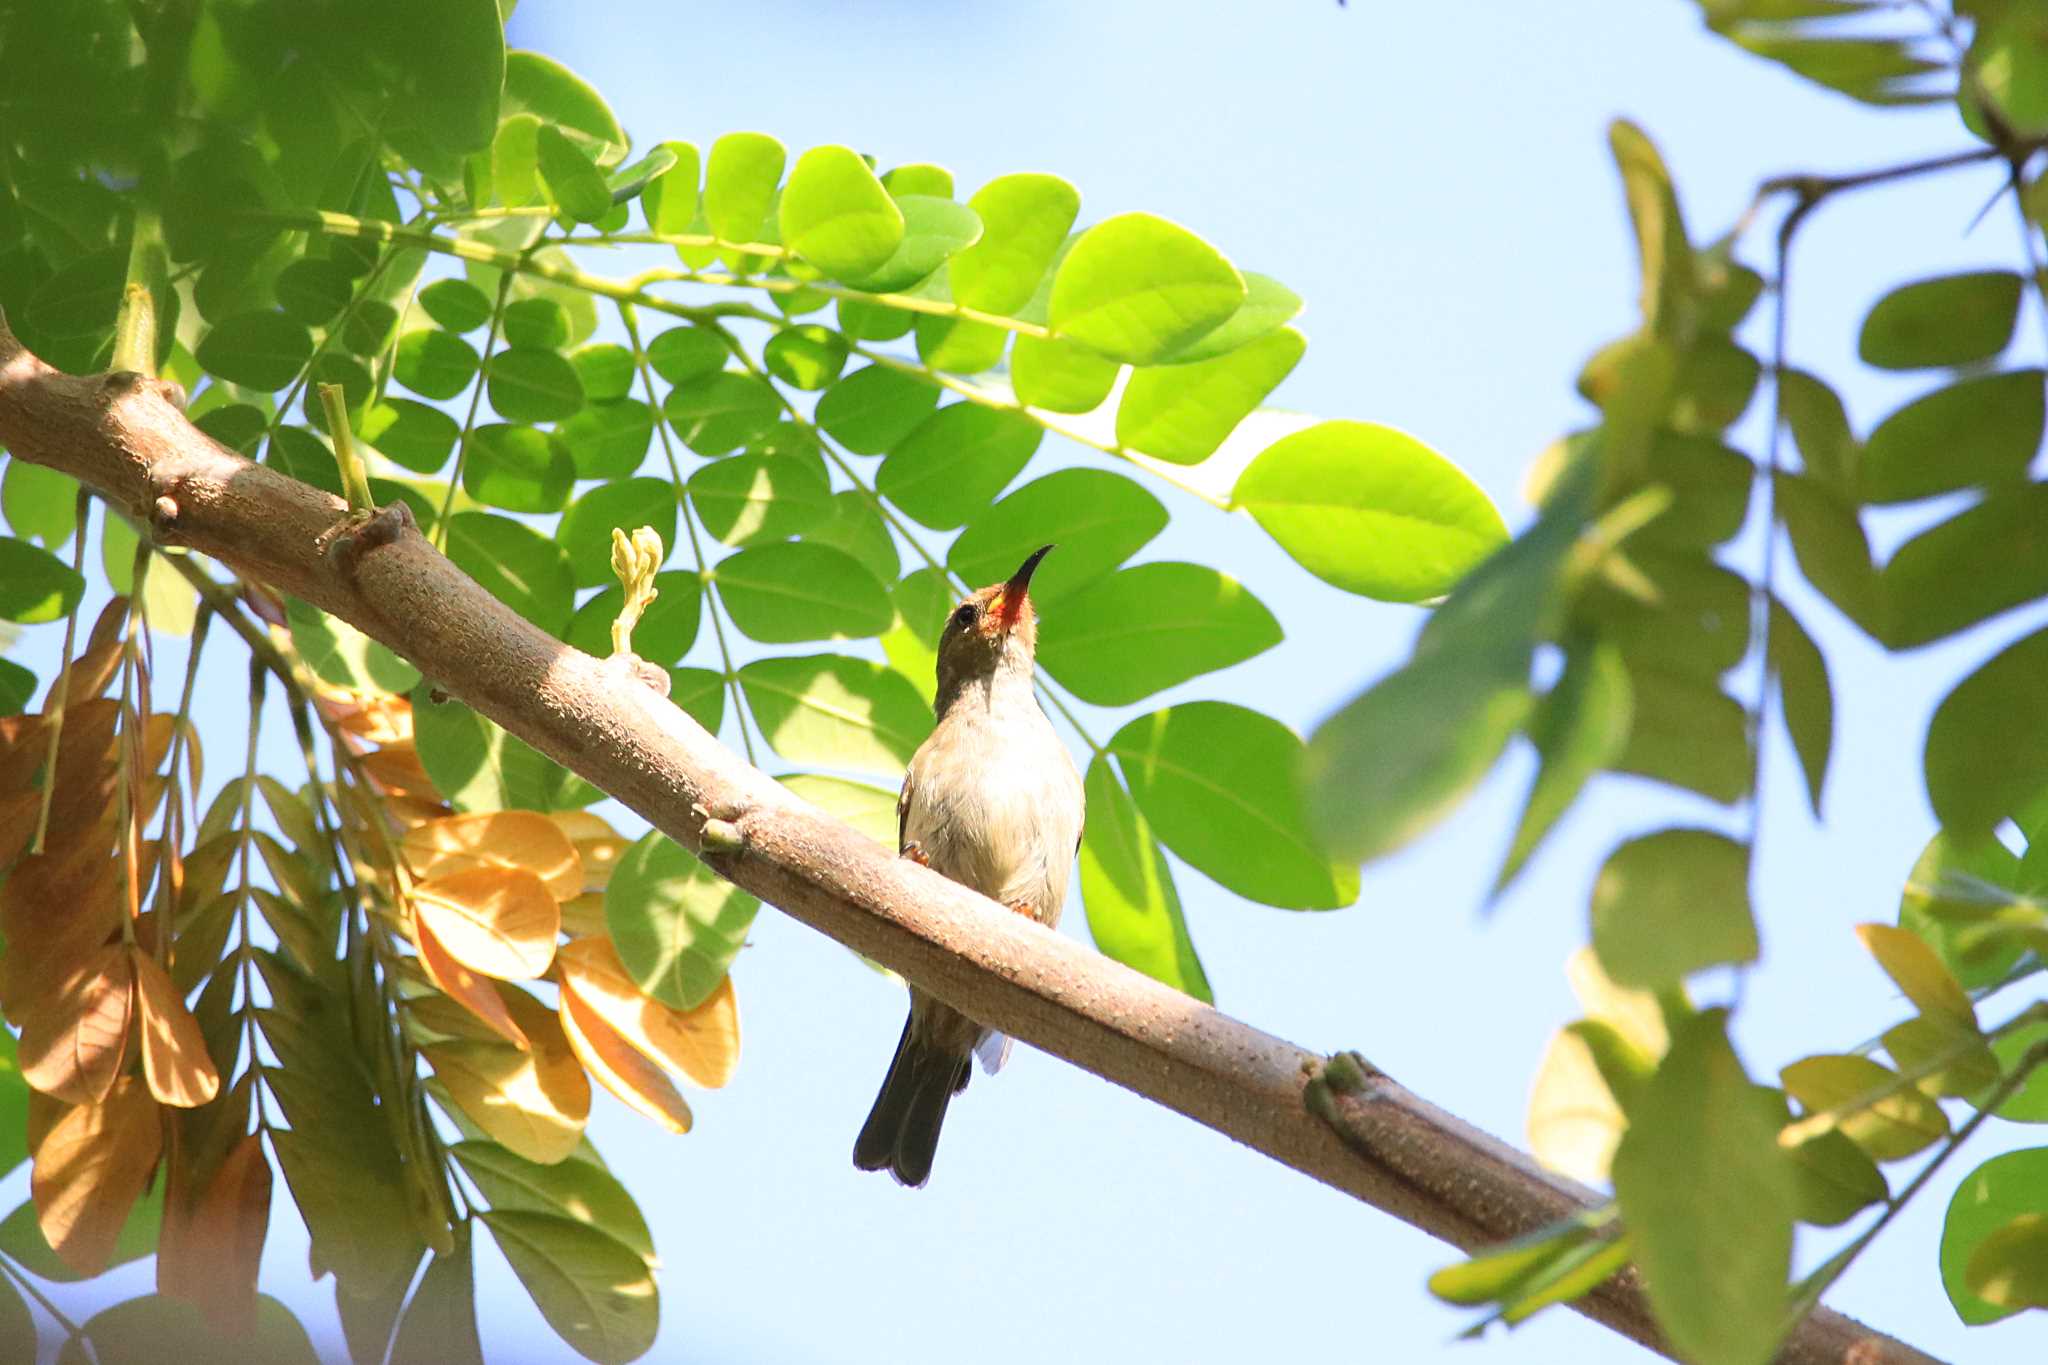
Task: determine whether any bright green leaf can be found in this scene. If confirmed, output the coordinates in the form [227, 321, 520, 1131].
[420, 278, 494, 333]
[815, 364, 940, 454]
[1010, 335, 1119, 412]
[1159, 272, 1305, 364]
[662, 372, 780, 456]
[736, 654, 932, 775]
[715, 542, 890, 642]
[464, 423, 575, 513]
[845, 196, 983, 294]
[1038, 563, 1280, 706]
[762, 325, 849, 390]
[503, 51, 626, 163]
[1943, 1147, 2048, 1324]
[876, 403, 1040, 529]
[1079, 756, 1210, 1001]
[607, 833, 759, 1010]
[558, 477, 676, 587]
[1116, 327, 1303, 465]
[443, 511, 575, 633]
[1049, 213, 1243, 365]
[396, 329, 482, 401]
[780, 145, 905, 281]
[559, 399, 654, 479]
[689, 451, 833, 547]
[949, 469, 1166, 604]
[950, 173, 1080, 314]
[487, 347, 584, 424]
[703, 132, 786, 255]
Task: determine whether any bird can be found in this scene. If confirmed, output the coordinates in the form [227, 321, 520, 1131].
[853, 544, 1085, 1187]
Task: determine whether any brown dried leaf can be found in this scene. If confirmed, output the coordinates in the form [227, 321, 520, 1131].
[557, 937, 740, 1089]
[404, 811, 583, 902]
[132, 952, 221, 1108]
[558, 985, 693, 1135]
[0, 788, 40, 872]
[163, 1131, 270, 1335]
[412, 868, 559, 981]
[18, 944, 134, 1104]
[414, 911, 530, 1050]
[0, 836, 122, 1018]
[31, 1075, 162, 1275]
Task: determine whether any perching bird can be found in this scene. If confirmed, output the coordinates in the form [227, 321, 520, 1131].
[853, 545, 1085, 1187]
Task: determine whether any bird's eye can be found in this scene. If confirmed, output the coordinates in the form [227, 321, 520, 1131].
[950, 604, 977, 629]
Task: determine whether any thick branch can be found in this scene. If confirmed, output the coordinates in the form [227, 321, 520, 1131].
[0, 314, 1939, 1365]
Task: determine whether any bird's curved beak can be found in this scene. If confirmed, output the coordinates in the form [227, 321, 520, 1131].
[992, 544, 1054, 629]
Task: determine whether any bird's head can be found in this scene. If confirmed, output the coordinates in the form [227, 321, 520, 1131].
[935, 545, 1053, 691]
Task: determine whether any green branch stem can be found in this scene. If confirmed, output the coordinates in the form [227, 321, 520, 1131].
[434, 269, 515, 549]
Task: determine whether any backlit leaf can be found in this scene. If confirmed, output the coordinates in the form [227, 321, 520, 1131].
[949, 469, 1166, 603]
[1591, 829, 1756, 988]
[815, 364, 940, 454]
[557, 937, 740, 1089]
[427, 1035, 589, 1165]
[132, 952, 220, 1107]
[1116, 327, 1303, 464]
[949, 173, 1079, 314]
[1924, 625, 2048, 837]
[1496, 639, 1632, 893]
[1049, 212, 1244, 365]
[1078, 757, 1209, 1001]
[1037, 563, 1280, 705]
[715, 541, 890, 642]
[480, 1210, 658, 1365]
[877, 403, 1041, 530]
[607, 833, 760, 1011]
[1854, 922, 1976, 1028]
[557, 987, 693, 1134]
[736, 655, 932, 775]
[196, 310, 312, 390]
[413, 867, 560, 980]
[780, 145, 904, 281]
[31, 1075, 161, 1276]
[452, 1141, 654, 1264]
[0, 536, 86, 624]
[689, 452, 833, 547]
[1943, 1147, 2048, 1324]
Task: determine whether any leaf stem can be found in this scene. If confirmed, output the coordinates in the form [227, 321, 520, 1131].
[30, 489, 93, 855]
[434, 268, 515, 549]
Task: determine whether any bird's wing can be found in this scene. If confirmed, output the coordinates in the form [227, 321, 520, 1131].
[896, 767, 914, 855]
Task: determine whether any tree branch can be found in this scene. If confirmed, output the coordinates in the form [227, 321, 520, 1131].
[0, 312, 1941, 1365]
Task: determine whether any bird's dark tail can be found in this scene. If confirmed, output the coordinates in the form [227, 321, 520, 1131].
[853, 1015, 971, 1188]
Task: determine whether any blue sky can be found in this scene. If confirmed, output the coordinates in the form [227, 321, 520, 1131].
[11, 1, 2047, 1362]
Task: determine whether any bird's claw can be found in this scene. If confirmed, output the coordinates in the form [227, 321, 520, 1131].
[901, 842, 930, 867]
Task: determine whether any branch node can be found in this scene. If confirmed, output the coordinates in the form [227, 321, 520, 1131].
[317, 499, 415, 579]
[699, 817, 744, 854]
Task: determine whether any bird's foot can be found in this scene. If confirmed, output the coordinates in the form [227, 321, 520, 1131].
[1005, 899, 1036, 919]
[901, 842, 930, 867]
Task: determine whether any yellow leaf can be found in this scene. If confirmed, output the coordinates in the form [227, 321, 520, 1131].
[1564, 947, 1670, 1060]
[404, 811, 584, 903]
[556, 937, 740, 1089]
[1527, 1028, 1628, 1184]
[132, 951, 221, 1107]
[414, 909, 530, 1049]
[360, 742, 440, 800]
[412, 867, 559, 981]
[19, 943, 134, 1105]
[1967, 1212, 2048, 1309]
[426, 1028, 589, 1166]
[1780, 1053, 1949, 1161]
[31, 1075, 162, 1275]
[558, 986, 693, 1134]
[1855, 923, 1977, 1030]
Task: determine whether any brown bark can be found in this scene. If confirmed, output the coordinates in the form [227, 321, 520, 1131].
[0, 312, 1942, 1365]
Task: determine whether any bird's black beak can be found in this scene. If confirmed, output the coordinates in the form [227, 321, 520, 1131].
[993, 544, 1054, 628]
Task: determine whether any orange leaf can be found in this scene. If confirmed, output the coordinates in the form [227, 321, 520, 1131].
[556, 937, 740, 1089]
[32, 1075, 163, 1275]
[415, 910, 530, 1049]
[0, 788, 42, 878]
[1854, 923, 1977, 1029]
[132, 951, 222, 1107]
[19, 943, 134, 1104]
[404, 811, 584, 902]
[328, 692, 414, 745]
[548, 811, 627, 892]
[166, 1130, 270, 1336]
[412, 867, 559, 980]
[558, 985, 693, 1134]
[360, 743, 440, 799]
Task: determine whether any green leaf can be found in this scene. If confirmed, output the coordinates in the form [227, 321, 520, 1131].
[736, 654, 932, 775]
[1769, 598, 1832, 817]
[487, 347, 585, 424]
[3, 458, 79, 549]
[287, 597, 421, 694]
[1989, 1018, 2048, 1122]
[640, 141, 701, 236]
[0, 535, 84, 623]
[1859, 271, 2022, 370]
[480, 1210, 658, 1365]
[1966, 1212, 2048, 1309]
[1010, 335, 1119, 413]
[1615, 664, 1750, 804]
[559, 399, 654, 479]
[1496, 640, 1631, 894]
[607, 833, 759, 1010]
[566, 572, 702, 666]
[1116, 327, 1304, 465]
[535, 124, 612, 223]
[557, 477, 676, 588]
[275, 257, 354, 326]
[688, 452, 833, 547]
[491, 114, 544, 207]
[780, 145, 905, 281]
[0, 1032, 29, 1179]
[1774, 473, 1879, 634]
[662, 372, 780, 455]
[0, 1272, 30, 1364]
[1585, 552, 1749, 682]
[0, 1183, 162, 1283]
[882, 164, 954, 198]
[1670, 337, 1760, 431]
[1079, 756, 1210, 1001]
[801, 490, 899, 584]
[1049, 212, 1245, 365]
[914, 314, 1007, 376]
[1038, 563, 1280, 706]
[645, 326, 728, 386]
[503, 298, 570, 351]
[196, 309, 313, 389]
[716, 542, 890, 643]
[362, 399, 459, 474]
[390, 1225, 485, 1365]
[1899, 831, 2031, 992]
[779, 773, 899, 847]
[464, 423, 575, 513]
[703, 131, 786, 255]
[845, 196, 983, 294]
[1636, 431, 1752, 549]
[1233, 420, 1505, 603]
[1882, 482, 2048, 648]
[1612, 1010, 1793, 1365]
[1778, 368, 1856, 491]
[0, 660, 33, 715]
[1591, 829, 1757, 988]
[881, 568, 949, 702]
[413, 690, 590, 813]
[815, 364, 940, 454]
[1783, 1119, 1889, 1229]
[949, 469, 1165, 604]
[451, 1143, 654, 1265]
[1111, 702, 1357, 910]
[71, 1295, 316, 1365]
[1860, 370, 2043, 505]
[950, 173, 1080, 315]
[668, 666, 725, 734]
[421, 278, 494, 333]
[503, 51, 627, 163]
[758, 325, 847, 392]
[1943, 1147, 2048, 1324]
[1608, 119, 1693, 339]
[396, 329, 482, 401]
[836, 299, 913, 342]
[1926, 625, 2048, 837]
[877, 403, 1040, 530]
[1158, 272, 1305, 364]
[444, 511, 575, 633]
